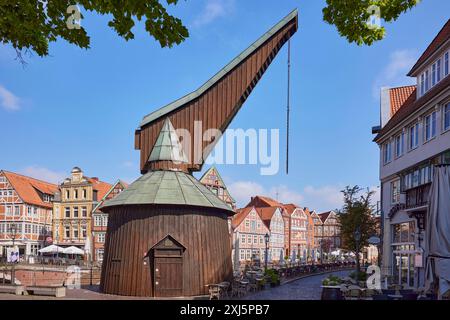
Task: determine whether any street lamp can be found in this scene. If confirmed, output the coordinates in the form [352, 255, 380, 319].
[264, 233, 270, 271]
[354, 227, 361, 277]
[9, 223, 18, 286]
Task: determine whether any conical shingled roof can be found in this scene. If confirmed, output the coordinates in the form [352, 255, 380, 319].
[100, 170, 233, 214]
[148, 118, 188, 164]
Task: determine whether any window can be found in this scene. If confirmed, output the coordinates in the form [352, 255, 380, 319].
[251, 221, 256, 232]
[73, 207, 79, 218]
[73, 227, 79, 238]
[445, 52, 449, 77]
[383, 141, 392, 164]
[409, 123, 419, 150]
[253, 235, 257, 244]
[6, 206, 12, 215]
[0, 176, 5, 183]
[66, 190, 70, 200]
[74, 189, 78, 199]
[395, 133, 404, 158]
[96, 249, 104, 261]
[98, 233, 105, 243]
[81, 226, 87, 238]
[437, 59, 442, 83]
[14, 205, 20, 216]
[27, 206, 32, 217]
[245, 220, 249, 228]
[65, 207, 70, 218]
[445, 103, 450, 131]
[241, 234, 245, 244]
[65, 226, 70, 238]
[420, 73, 425, 96]
[391, 180, 401, 204]
[33, 207, 38, 217]
[424, 112, 437, 141]
[82, 206, 87, 217]
[25, 224, 31, 234]
[432, 63, 437, 86]
[425, 70, 430, 92]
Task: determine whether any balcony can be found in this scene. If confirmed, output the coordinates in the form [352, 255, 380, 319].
[405, 183, 431, 209]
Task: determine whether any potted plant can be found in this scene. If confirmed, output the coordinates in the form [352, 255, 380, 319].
[321, 274, 344, 300]
[265, 269, 280, 287]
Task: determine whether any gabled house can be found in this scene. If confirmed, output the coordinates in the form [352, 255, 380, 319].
[231, 206, 269, 265]
[199, 166, 236, 210]
[91, 180, 128, 262]
[255, 207, 285, 262]
[0, 170, 58, 260]
[52, 167, 114, 252]
[318, 211, 341, 252]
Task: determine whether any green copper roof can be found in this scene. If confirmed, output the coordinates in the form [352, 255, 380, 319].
[149, 118, 189, 163]
[139, 9, 298, 128]
[100, 170, 233, 213]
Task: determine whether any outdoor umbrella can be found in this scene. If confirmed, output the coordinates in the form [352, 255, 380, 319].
[63, 246, 85, 255]
[424, 165, 450, 298]
[279, 249, 284, 265]
[38, 244, 64, 254]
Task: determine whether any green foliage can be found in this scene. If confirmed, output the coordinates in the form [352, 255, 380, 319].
[264, 268, 279, 284]
[0, 0, 189, 58]
[322, 274, 343, 286]
[349, 270, 368, 281]
[337, 186, 378, 253]
[323, 0, 420, 45]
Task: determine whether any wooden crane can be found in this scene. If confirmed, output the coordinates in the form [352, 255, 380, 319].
[135, 9, 298, 174]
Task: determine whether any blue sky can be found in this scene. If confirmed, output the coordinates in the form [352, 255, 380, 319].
[1, 0, 449, 211]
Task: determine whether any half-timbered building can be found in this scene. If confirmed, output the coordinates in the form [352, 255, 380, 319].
[0, 170, 57, 260]
[199, 166, 236, 210]
[255, 207, 285, 262]
[91, 180, 128, 263]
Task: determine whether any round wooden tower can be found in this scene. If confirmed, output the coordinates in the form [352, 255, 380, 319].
[100, 10, 298, 297]
[100, 119, 234, 297]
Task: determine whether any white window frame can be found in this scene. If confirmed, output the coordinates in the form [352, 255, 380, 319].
[424, 111, 437, 142]
[383, 141, 392, 164]
[444, 102, 450, 132]
[409, 123, 419, 150]
[391, 180, 401, 205]
[395, 132, 404, 158]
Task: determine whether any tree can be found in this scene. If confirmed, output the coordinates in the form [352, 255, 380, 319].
[1, 1, 419, 63]
[323, 0, 420, 45]
[0, 0, 189, 61]
[337, 186, 378, 276]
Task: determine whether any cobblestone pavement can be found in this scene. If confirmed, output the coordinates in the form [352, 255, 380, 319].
[241, 270, 352, 300]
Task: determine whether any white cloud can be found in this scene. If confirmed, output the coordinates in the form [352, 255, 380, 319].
[0, 85, 21, 111]
[192, 0, 234, 28]
[372, 49, 418, 99]
[228, 181, 343, 212]
[302, 185, 344, 212]
[228, 181, 265, 206]
[20, 166, 67, 184]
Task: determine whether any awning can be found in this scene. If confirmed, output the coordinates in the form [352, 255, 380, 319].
[63, 246, 84, 255]
[424, 165, 450, 298]
[38, 244, 64, 254]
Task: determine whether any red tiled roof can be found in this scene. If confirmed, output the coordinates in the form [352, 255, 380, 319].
[88, 178, 113, 200]
[255, 207, 279, 229]
[389, 85, 417, 116]
[2, 171, 58, 209]
[408, 19, 450, 76]
[283, 203, 300, 215]
[231, 207, 254, 229]
[318, 211, 333, 223]
[375, 75, 450, 141]
[245, 195, 284, 208]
